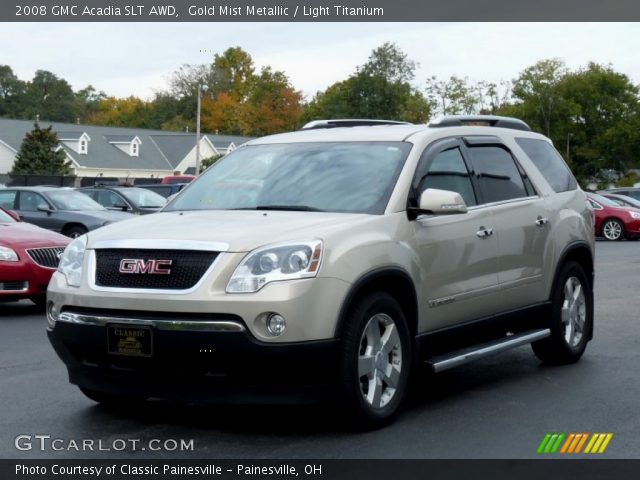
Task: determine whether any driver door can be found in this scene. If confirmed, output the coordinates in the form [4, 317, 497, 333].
[410, 138, 501, 332]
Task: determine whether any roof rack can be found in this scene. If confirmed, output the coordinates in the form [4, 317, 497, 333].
[428, 115, 531, 132]
[301, 119, 412, 130]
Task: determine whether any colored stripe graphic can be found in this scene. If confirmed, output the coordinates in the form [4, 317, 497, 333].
[584, 433, 614, 454]
[540, 433, 613, 454]
[537, 433, 565, 454]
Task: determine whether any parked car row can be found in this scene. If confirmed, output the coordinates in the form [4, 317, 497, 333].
[0, 206, 69, 306]
[0, 177, 192, 305]
[0, 187, 135, 238]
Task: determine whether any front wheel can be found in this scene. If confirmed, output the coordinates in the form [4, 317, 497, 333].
[338, 292, 412, 428]
[532, 261, 593, 364]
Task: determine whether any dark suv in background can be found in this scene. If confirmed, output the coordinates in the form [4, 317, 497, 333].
[77, 185, 166, 215]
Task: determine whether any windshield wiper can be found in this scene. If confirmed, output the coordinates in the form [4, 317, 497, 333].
[255, 205, 324, 212]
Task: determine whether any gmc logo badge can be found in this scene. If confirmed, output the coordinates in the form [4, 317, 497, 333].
[119, 259, 173, 275]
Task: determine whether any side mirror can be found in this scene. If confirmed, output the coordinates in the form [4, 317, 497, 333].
[37, 205, 53, 214]
[412, 188, 468, 217]
[113, 202, 129, 211]
[7, 210, 21, 222]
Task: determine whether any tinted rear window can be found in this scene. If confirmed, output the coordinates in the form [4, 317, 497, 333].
[516, 138, 577, 193]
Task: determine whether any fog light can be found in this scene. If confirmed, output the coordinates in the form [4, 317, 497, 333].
[266, 313, 286, 336]
[46, 301, 59, 329]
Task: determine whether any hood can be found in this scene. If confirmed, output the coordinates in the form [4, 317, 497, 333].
[0, 221, 70, 249]
[86, 210, 375, 252]
[63, 209, 136, 223]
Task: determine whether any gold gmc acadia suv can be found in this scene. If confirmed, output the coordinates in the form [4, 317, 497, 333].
[47, 116, 594, 427]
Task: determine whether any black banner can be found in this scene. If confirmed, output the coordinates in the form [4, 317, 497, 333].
[3, 0, 640, 22]
[3, 460, 640, 480]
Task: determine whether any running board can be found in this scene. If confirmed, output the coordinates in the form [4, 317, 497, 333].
[426, 328, 551, 373]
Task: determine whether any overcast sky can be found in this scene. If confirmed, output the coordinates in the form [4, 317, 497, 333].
[2, 23, 640, 100]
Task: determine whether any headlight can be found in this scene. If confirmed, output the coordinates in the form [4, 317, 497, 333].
[58, 235, 87, 287]
[226, 240, 323, 293]
[0, 246, 18, 262]
[630, 211, 640, 220]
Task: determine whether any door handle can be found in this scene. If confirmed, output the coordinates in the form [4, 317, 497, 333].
[536, 216, 549, 227]
[476, 227, 494, 239]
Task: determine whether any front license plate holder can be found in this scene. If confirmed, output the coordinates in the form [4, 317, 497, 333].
[107, 324, 153, 357]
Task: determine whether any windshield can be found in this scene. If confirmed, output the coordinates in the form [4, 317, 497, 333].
[167, 142, 411, 214]
[0, 209, 15, 223]
[590, 193, 620, 207]
[46, 190, 106, 211]
[118, 188, 166, 208]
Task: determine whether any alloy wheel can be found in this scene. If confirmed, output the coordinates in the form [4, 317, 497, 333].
[358, 313, 403, 409]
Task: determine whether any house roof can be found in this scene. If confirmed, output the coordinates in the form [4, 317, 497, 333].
[0, 118, 253, 172]
[57, 131, 86, 140]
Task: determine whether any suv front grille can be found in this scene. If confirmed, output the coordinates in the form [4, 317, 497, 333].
[27, 247, 66, 269]
[94, 249, 218, 290]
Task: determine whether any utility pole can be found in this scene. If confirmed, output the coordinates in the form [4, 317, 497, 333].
[195, 84, 208, 175]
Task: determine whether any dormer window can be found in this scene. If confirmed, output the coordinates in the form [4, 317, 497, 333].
[58, 131, 90, 154]
[106, 135, 141, 157]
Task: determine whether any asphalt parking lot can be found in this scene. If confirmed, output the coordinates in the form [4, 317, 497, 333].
[1, 240, 639, 459]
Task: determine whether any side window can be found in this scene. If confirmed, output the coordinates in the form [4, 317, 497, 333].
[82, 191, 98, 201]
[0, 190, 17, 209]
[588, 199, 602, 210]
[466, 146, 528, 204]
[516, 138, 577, 193]
[99, 191, 124, 208]
[418, 147, 477, 207]
[18, 192, 49, 212]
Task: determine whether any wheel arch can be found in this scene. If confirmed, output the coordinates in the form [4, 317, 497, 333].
[62, 222, 88, 236]
[334, 267, 419, 339]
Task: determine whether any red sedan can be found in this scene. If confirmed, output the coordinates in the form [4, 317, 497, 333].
[0, 207, 69, 305]
[587, 193, 640, 241]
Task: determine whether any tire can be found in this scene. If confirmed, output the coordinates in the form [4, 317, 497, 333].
[79, 387, 146, 406]
[64, 225, 88, 239]
[601, 218, 624, 241]
[532, 261, 593, 364]
[338, 292, 412, 429]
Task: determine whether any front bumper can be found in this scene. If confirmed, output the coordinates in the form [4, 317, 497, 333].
[0, 257, 54, 301]
[47, 308, 340, 403]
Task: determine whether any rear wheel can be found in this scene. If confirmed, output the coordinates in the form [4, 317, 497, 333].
[532, 261, 593, 364]
[602, 219, 624, 241]
[338, 292, 412, 428]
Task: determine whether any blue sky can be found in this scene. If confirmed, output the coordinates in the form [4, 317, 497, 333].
[2, 22, 640, 100]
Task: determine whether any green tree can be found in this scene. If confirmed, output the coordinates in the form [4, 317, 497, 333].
[75, 85, 107, 122]
[556, 63, 640, 179]
[507, 58, 569, 137]
[22, 70, 78, 122]
[0, 65, 26, 117]
[303, 42, 430, 124]
[425, 75, 478, 116]
[11, 123, 70, 175]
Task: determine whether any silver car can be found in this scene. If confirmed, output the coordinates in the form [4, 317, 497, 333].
[47, 116, 594, 427]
